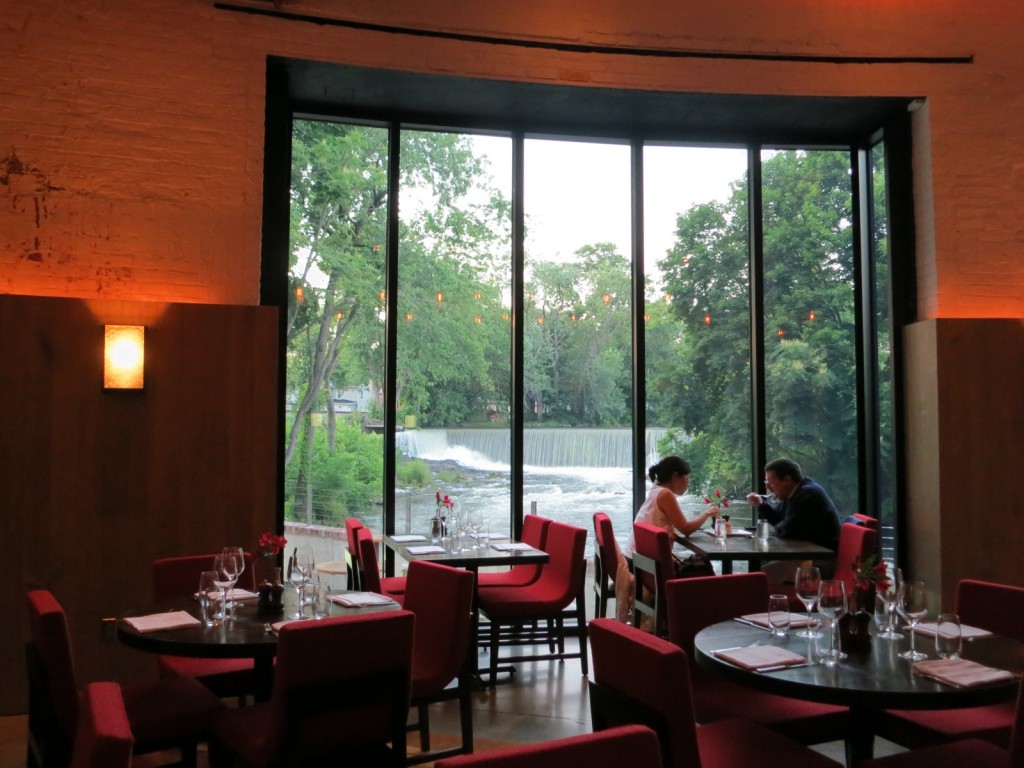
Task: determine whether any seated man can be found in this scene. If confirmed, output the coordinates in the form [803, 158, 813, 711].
[746, 457, 840, 584]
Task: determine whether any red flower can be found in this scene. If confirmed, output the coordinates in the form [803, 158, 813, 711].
[258, 532, 287, 557]
[703, 491, 730, 508]
[853, 554, 890, 592]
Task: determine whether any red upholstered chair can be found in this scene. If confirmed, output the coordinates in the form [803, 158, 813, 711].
[211, 610, 416, 768]
[861, 679, 1024, 768]
[476, 521, 588, 685]
[345, 517, 365, 590]
[356, 526, 406, 603]
[477, 514, 551, 589]
[152, 553, 257, 700]
[780, 522, 877, 611]
[433, 725, 662, 768]
[592, 512, 620, 619]
[587, 618, 842, 768]
[632, 522, 674, 636]
[852, 513, 879, 529]
[69, 683, 133, 768]
[403, 560, 476, 764]
[26, 590, 222, 768]
[664, 573, 847, 745]
[875, 579, 1024, 750]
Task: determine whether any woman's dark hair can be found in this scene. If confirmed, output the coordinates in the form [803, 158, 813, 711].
[648, 456, 691, 484]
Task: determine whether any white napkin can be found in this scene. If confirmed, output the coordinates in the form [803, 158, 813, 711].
[391, 534, 427, 543]
[713, 645, 808, 671]
[123, 611, 202, 634]
[729, 529, 755, 537]
[491, 542, 535, 552]
[194, 588, 259, 602]
[329, 592, 398, 607]
[913, 658, 1014, 688]
[913, 622, 994, 640]
[737, 612, 816, 629]
[406, 545, 446, 555]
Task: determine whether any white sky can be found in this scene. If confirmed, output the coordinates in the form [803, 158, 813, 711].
[472, 136, 748, 269]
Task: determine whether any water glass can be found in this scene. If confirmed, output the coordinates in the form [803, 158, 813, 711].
[311, 582, 331, 619]
[197, 570, 219, 627]
[768, 594, 790, 638]
[935, 613, 962, 659]
[756, 519, 771, 543]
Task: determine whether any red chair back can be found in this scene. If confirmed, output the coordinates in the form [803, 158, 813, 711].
[833, 522, 877, 593]
[355, 527, 383, 594]
[594, 512, 619, 587]
[152, 552, 256, 600]
[521, 514, 550, 549]
[70, 682, 133, 768]
[665, 572, 770, 658]
[403, 560, 475, 697]
[26, 590, 80, 742]
[530, 521, 587, 608]
[589, 618, 700, 768]
[633, 523, 673, 595]
[272, 610, 415, 761]
[433, 725, 661, 768]
[852, 513, 879, 529]
[958, 579, 1024, 642]
[345, 517, 364, 560]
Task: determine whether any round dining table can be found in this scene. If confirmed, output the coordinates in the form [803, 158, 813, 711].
[117, 590, 400, 701]
[693, 617, 1024, 767]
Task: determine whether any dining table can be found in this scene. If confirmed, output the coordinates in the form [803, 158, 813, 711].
[678, 527, 834, 574]
[693, 616, 1024, 767]
[383, 533, 550, 681]
[116, 588, 401, 702]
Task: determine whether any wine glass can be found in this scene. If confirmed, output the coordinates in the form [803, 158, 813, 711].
[876, 567, 904, 640]
[794, 566, 823, 639]
[468, 509, 484, 549]
[817, 579, 847, 666]
[897, 580, 929, 661]
[288, 547, 314, 619]
[212, 554, 238, 620]
[221, 546, 245, 613]
[457, 511, 473, 553]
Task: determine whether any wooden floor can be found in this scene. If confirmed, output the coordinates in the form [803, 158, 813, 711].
[3, 632, 908, 766]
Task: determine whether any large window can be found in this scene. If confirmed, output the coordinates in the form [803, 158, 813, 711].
[273, 66, 908, 561]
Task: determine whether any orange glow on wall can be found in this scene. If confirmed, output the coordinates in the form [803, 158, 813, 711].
[103, 325, 145, 389]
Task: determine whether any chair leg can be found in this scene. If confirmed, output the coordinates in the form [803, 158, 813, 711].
[417, 703, 430, 751]
[458, 674, 474, 754]
[489, 619, 501, 686]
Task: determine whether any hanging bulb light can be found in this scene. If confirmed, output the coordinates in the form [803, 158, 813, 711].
[436, 290, 444, 303]
[474, 316, 482, 324]
[474, 291, 482, 300]
[704, 312, 711, 325]
[537, 316, 545, 325]
[602, 292, 611, 304]
[778, 327, 785, 337]
[294, 286, 305, 302]
[405, 312, 414, 321]
[379, 290, 386, 302]
[808, 310, 816, 321]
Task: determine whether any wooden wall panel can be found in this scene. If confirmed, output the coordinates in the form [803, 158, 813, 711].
[0, 295, 279, 714]
[904, 319, 1024, 612]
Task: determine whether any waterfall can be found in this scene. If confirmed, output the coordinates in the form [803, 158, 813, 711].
[397, 427, 669, 469]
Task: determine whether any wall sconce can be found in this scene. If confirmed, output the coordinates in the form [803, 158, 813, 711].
[104, 325, 145, 390]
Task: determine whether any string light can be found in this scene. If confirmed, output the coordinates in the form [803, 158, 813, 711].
[379, 290, 386, 302]
[474, 316, 482, 324]
[704, 312, 711, 325]
[294, 286, 305, 302]
[602, 293, 611, 304]
[405, 312, 414, 321]
[436, 290, 444, 303]
[808, 311, 816, 321]
[474, 291, 482, 300]
[778, 327, 785, 337]
[537, 316, 545, 325]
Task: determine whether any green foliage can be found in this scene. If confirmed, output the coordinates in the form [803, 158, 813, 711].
[396, 458, 432, 488]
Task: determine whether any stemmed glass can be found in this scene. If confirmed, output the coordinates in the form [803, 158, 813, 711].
[876, 567, 904, 640]
[897, 580, 929, 661]
[817, 579, 847, 666]
[468, 509, 484, 549]
[220, 546, 245, 613]
[794, 566, 823, 639]
[212, 554, 239, 621]
[288, 547, 314, 619]
[457, 511, 473, 553]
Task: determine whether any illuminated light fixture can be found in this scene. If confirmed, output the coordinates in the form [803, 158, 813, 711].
[436, 290, 444, 303]
[379, 290, 386, 302]
[778, 327, 785, 337]
[808, 311, 816, 321]
[294, 286, 305, 302]
[501, 312, 509, 321]
[643, 313, 652, 321]
[474, 291, 482, 300]
[663, 293, 673, 304]
[704, 312, 711, 325]
[474, 316, 482, 324]
[405, 312, 414, 321]
[602, 293, 611, 304]
[335, 311, 344, 321]
[104, 325, 145, 390]
[371, 244, 381, 253]
[570, 313, 577, 322]
[536, 316, 545, 325]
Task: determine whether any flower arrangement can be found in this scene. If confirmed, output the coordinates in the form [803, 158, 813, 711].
[257, 531, 288, 558]
[703, 490, 730, 509]
[853, 554, 891, 591]
[435, 491, 455, 516]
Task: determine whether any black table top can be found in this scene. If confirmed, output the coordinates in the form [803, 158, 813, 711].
[384, 535, 549, 570]
[680, 530, 834, 562]
[693, 618, 1024, 711]
[116, 591, 400, 660]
